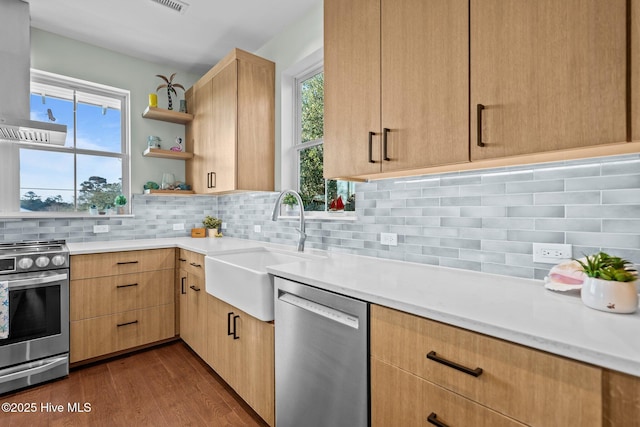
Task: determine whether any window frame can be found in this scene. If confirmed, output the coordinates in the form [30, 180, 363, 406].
[21, 69, 131, 215]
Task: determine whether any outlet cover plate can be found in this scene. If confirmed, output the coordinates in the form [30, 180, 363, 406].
[254, 225, 261, 233]
[380, 232, 398, 246]
[173, 223, 185, 231]
[533, 243, 572, 264]
[93, 224, 109, 233]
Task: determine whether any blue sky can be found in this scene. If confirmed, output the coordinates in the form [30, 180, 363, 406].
[23, 93, 122, 204]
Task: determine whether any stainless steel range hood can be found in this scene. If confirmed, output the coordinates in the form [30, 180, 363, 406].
[0, 0, 67, 146]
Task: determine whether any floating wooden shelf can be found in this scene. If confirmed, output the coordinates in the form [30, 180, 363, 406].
[144, 189, 194, 195]
[143, 147, 194, 160]
[142, 106, 193, 124]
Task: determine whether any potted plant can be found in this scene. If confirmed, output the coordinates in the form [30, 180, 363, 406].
[575, 252, 638, 314]
[282, 193, 298, 214]
[202, 216, 222, 237]
[114, 195, 127, 214]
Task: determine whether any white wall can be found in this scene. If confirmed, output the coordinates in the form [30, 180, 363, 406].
[30, 28, 201, 195]
[254, 1, 323, 190]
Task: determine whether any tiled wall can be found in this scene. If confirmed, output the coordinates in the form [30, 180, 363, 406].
[0, 195, 217, 242]
[1, 153, 638, 281]
[218, 154, 640, 281]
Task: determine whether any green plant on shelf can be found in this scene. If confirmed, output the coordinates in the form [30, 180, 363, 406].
[575, 252, 637, 282]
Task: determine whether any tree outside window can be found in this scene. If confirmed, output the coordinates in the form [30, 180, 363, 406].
[297, 70, 355, 212]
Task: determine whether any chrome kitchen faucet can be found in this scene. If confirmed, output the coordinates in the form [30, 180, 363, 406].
[271, 190, 306, 252]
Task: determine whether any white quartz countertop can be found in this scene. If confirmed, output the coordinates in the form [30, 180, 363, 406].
[67, 238, 640, 377]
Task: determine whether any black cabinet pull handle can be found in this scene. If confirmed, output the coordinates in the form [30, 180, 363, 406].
[427, 351, 483, 377]
[116, 283, 138, 289]
[383, 127, 391, 161]
[232, 315, 240, 340]
[207, 171, 216, 188]
[227, 312, 234, 336]
[427, 412, 449, 427]
[368, 131, 376, 163]
[189, 285, 200, 292]
[476, 104, 486, 147]
[189, 262, 201, 268]
[181, 277, 186, 294]
[116, 261, 138, 265]
[178, 258, 187, 262]
[117, 320, 138, 327]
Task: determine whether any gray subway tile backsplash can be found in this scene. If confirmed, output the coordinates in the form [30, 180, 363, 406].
[1, 153, 637, 280]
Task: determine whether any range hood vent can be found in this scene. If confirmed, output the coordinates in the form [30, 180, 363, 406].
[0, 0, 67, 146]
[149, 0, 189, 14]
[0, 117, 66, 146]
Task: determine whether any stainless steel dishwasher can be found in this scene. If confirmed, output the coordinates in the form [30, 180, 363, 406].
[274, 277, 369, 427]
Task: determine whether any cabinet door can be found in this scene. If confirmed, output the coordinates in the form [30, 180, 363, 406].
[381, 0, 468, 171]
[234, 311, 275, 426]
[470, 0, 627, 160]
[206, 294, 237, 386]
[184, 272, 207, 359]
[633, 0, 640, 142]
[209, 60, 238, 193]
[324, 0, 381, 178]
[190, 79, 213, 194]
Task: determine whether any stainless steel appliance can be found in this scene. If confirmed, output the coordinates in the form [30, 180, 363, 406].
[274, 277, 369, 427]
[0, 240, 70, 394]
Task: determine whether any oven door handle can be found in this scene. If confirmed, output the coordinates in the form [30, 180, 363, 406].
[6, 273, 68, 290]
[0, 355, 68, 385]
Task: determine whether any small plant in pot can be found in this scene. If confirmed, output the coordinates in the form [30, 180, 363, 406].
[202, 216, 222, 237]
[575, 252, 638, 314]
[114, 195, 127, 214]
[282, 194, 298, 214]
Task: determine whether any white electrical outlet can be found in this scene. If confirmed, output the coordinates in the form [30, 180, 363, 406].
[254, 225, 261, 233]
[380, 232, 398, 246]
[221, 222, 227, 230]
[93, 224, 109, 233]
[533, 243, 572, 264]
[173, 223, 185, 231]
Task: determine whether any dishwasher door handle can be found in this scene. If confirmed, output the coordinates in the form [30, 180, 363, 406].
[278, 291, 360, 329]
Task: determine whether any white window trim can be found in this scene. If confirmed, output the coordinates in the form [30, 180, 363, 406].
[18, 69, 132, 214]
[281, 52, 355, 219]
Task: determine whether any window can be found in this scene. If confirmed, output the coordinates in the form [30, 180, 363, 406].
[20, 70, 129, 213]
[295, 67, 355, 212]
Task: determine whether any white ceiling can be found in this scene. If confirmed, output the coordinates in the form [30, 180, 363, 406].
[26, 0, 321, 76]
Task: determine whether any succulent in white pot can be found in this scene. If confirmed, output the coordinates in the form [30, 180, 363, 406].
[576, 252, 638, 314]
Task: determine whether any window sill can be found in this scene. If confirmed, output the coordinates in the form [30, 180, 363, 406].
[0, 212, 135, 219]
[277, 212, 358, 221]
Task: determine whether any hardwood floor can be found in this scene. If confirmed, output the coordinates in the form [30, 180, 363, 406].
[1, 341, 269, 427]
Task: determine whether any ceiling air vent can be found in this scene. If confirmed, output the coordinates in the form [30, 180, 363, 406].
[149, 0, 189, 14]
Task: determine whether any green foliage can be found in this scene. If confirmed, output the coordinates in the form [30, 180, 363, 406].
[20, 191, 74, 212]
[202, 216, 222, 229]
[114, 194, 127, 206]
[300, 73, 324, 143]
[78, 176, 122, 211]
[282, 194, 298, 206]
[575, 252, 637, 282]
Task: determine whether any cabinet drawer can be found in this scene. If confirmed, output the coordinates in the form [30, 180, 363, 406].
[70, 269, 174, 320]
[70, 303, 175, 363]
[177, 249, 205, 277]
[71, 248, 175, 279]
[372, 358, 524, 427]
[371, 305, 602, 426]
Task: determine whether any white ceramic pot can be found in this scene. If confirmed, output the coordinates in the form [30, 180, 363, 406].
[581, 277, 639, 314]
[207, 228, 218, 237]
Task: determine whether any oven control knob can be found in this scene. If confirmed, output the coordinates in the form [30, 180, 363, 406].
[35, 256, 50, 268]
[18, 257, 34, 269]
[51, 255, 66, 266]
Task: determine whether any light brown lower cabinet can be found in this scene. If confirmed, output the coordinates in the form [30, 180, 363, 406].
[370, 304, 640, 427]
[371, 357, 525, 427]
[70, 249, 176, 363]
[206, 294, 275, 426]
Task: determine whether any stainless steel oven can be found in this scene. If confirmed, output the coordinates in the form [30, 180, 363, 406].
[0, 240, 70, 395]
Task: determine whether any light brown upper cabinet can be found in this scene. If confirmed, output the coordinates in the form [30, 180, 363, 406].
[187, 49, 275, 194]
[633, 0, 640, 142]
[324, 0, 470, 180]
[470, 0, 628, 160]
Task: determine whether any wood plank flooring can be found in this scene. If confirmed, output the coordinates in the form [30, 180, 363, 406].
[1, 341, 269, 427]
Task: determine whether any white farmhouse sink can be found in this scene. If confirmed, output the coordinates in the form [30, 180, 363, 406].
[205, 247, 321, 321]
